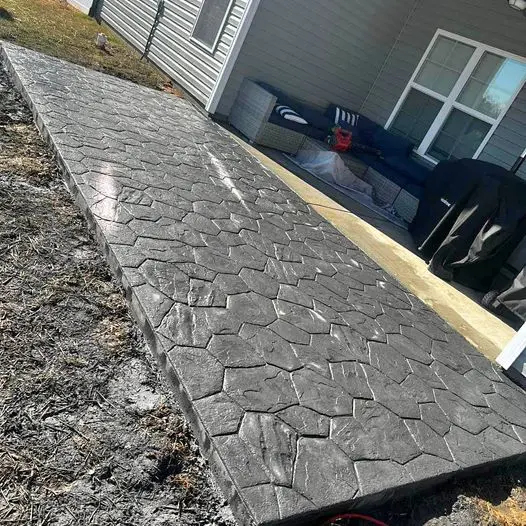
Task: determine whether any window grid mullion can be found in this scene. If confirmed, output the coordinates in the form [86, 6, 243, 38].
[417, 47, 485, 156]
[451, 101, 496, 124]
[416, 101, 453, 156]
[409, 83, 448, 103]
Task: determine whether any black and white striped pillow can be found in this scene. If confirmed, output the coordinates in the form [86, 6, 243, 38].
[275, 105, 308, 125]
[334, 107, 360, 127]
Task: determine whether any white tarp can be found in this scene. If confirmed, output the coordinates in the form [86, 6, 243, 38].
[295, 150, 374, 198]
[289, 148, 407, 228]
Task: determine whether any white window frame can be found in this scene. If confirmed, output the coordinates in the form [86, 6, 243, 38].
[385, 29, 526, 165]
[190, 0, 235, 54]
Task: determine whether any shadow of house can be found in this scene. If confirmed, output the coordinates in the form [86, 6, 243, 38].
[0, 8, 14, 21]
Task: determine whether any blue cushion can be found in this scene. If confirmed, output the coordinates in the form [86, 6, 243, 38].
[299, 105, 333, 132]
[368, 158, 410, 189]
[268, 112, 328, 141]
[405, 183, 424, 199]
[383, 155, 431, 185]
[258, 81, 332, 132]
[351, 152, 427, 197]
[353, 114, 379, 147]
[351, 151, 379, 167]
[371, 127, 414, 157]
[351, 152, 409, 188]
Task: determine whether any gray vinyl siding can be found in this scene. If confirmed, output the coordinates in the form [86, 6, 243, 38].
[216, 0, 417, 116]
[360, 0, 526, 178]
[101, 0, 247, 104]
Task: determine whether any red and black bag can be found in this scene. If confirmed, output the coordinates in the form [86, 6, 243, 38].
[327, 126, 352, 152]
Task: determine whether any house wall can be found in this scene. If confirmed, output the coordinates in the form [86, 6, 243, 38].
[360, 0, 526, 178]
[100, 0, 247, 104]
[215, 0, 418, 116]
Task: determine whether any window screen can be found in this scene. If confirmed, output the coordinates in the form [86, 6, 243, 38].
[192, 0, 232, 51]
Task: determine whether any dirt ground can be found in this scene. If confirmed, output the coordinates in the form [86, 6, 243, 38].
[0, 62, 525, 526]
[0, 0, 181, 93]
[0, 66, 233, 525]
[367, 463, 526, 526]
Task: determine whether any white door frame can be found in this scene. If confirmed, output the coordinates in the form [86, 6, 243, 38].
[497, 322, 526, 372]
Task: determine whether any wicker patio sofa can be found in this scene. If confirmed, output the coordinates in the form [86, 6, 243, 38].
[229, 78, 307, 154]
[229, 78, 432, 223]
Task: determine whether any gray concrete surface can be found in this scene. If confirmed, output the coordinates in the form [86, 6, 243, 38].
[3, 43, 526, 526]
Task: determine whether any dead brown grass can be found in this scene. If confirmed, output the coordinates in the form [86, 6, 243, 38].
[0, 0, 183, 92]
[474, 488, 526, 526]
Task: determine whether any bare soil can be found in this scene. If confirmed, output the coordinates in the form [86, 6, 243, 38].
[0, 63, 525, 526]
[365, 464, 526, 526]
[0, 66, 232, 525]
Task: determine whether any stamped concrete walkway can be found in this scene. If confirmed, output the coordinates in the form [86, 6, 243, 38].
[4, 43, 526, 525]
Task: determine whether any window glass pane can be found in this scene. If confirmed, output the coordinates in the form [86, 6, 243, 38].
[415, 36, 475, 96]
[390, 89, 443, 145]
[458, 53, 526, 118]
[416, 62, 442, 89]
[428, 109, 491, 161]
[446, 42, 476, 71]
[192, 0, 232, 50]
[473, 53, 503, 83]
[441, 109, 468, 135]
[432, 135, 456, 159]
[434, 70, 460, 96]
[428, 37, 455, 63]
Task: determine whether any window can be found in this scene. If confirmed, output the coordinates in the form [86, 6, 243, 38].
[387, 31, 526, 164]
[191, 0, 233, 52]
[390, 90, 442, 144]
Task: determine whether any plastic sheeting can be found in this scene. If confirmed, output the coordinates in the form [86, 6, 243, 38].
[295, 150, 373, 197]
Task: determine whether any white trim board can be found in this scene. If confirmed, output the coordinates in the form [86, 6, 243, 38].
[206, 0, 261, 113]
[497, 321, 526, 373]
[385, 28, 526, 165]
[67, 0, 93, 14]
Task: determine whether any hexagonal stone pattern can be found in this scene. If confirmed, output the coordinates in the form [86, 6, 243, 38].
[5, 43, 526, 526]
